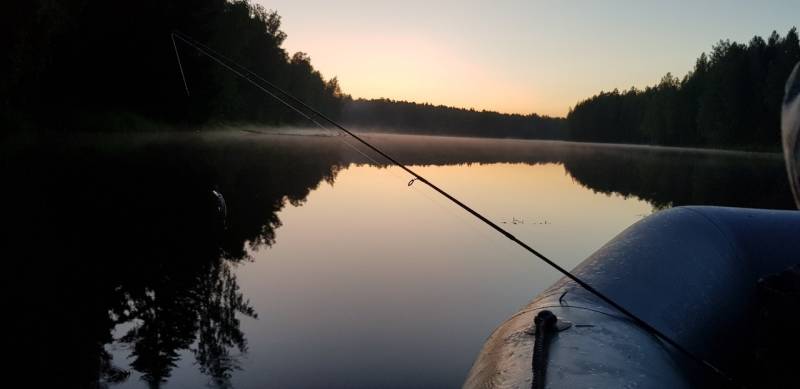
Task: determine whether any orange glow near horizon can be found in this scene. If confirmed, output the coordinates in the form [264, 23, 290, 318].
[258, 0, 799, 118]
[289, 32, 562, 116]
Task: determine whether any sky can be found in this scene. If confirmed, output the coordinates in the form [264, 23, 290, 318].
[257, 0, 798, 117]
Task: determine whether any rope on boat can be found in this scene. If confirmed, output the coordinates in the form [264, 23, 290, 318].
[531, 310, 557, 389]
[169, 30, 743, 388]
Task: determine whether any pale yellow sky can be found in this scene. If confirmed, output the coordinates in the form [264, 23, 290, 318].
[258, 0, 797, 117]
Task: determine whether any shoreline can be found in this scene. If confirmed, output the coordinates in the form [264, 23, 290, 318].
[4, 122, 783, 159]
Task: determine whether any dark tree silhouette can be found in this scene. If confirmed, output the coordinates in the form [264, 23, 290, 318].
[1, 1, 344, 132]
[3, 3, 797, 150]
[341, 98, 566, 139]
[567, 28, 800, 150]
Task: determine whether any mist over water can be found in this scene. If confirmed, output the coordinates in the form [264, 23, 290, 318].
[4, 130, 793, 388]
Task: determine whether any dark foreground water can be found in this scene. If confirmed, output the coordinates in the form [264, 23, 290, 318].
[4, 131, 794, 388]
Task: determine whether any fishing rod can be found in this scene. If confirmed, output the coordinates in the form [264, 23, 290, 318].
[170, 30, 741, 387]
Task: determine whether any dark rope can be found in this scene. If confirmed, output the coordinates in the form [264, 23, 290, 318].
[532, 311, 557, 389]
[170, 31, 741, 388]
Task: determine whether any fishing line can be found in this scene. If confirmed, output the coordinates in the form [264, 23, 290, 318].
[171, 34, 190, 97]
[170, 31, 740, 387]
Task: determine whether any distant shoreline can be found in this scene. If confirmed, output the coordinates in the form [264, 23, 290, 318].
[6, 122, 783, 158]
[351, 131, 783, 159]
[225, 125, 784, 156]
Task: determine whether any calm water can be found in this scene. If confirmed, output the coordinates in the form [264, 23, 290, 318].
[4, 131, 794, 388]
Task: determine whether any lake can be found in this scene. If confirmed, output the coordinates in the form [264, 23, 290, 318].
[4, 130, 794, 388]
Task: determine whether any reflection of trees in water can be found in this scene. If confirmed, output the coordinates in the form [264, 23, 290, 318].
[560, 147, 794, 209]
[116, 259, 255, 387]
[353, 134, 795, 210]
[4, 133, 344, 387]
[5, 132, 795, 387]
[193, 260, 256, 387]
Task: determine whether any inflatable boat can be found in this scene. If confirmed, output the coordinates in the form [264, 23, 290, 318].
[464, 206, 800, 388]
[465, 64, 800, 389]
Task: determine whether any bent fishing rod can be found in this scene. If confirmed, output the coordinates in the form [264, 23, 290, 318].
[170, 30, 740, 387]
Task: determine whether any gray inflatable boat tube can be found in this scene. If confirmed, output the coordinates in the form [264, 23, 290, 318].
[464, 206, 800, 389]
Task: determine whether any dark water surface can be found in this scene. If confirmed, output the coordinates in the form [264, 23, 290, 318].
[4, 131, 794, 388]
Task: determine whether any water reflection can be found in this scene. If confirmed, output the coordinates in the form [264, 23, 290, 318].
[2, 131, 793, 388]
[4, 133, 343, 387]
[358, 134, 795, 209]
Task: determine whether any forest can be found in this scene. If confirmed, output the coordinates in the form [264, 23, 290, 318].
[567, 28, 800, 150]
[3, 0, 344, 129]
[2, 0, 563, 139]
[3, 1, 799, 150]
[341, 98, 565, 139]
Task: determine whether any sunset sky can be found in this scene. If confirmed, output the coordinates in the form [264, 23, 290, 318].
[259, 0, 797, 117]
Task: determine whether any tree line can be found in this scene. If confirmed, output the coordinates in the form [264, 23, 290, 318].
[3, 0, 343, 130]
[4, 2, 799, 150]
[567, 28, 800, 150]
[341, 98, 565, 139]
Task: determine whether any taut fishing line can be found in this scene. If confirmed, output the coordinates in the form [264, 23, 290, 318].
[170, 30, 740, 387]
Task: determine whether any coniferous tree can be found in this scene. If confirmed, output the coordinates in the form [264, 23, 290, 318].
[567, 28, 800, 150]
